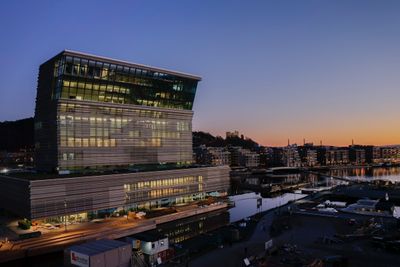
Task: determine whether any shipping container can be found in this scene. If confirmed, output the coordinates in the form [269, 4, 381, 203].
[64, 239, 132, 267]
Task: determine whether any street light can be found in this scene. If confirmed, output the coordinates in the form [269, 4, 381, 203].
[64, 199, 67, 231]
[124, 194, 130, 222]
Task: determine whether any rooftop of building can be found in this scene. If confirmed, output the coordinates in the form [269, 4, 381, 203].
[130, 232, 167, 242]
[0, 164, 225, 181]
[68, 239, 130, 256]
[47, 49, 201, 81]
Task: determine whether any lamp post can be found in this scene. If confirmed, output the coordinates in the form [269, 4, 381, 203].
[64, 199, 67, 231]
[125, 194, 130, 221]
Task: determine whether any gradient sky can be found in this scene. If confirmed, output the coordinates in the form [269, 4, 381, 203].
[1, 0, 400, 146]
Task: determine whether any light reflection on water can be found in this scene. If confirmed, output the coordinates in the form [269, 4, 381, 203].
[228, 167, 400, 223]
[330, 167, 400, 182]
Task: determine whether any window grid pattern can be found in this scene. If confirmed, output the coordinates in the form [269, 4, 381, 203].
[53, 55, 198, 110]
[57, 100, 193, 170]
[124, 175, 204, 203]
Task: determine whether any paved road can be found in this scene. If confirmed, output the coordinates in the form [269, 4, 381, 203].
[0, 203, 227, 264]
[189, 206, 281, 267]
[188, 206, 400, 267]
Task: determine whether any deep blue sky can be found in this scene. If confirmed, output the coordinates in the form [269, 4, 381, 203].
[1, 0, 400, 146]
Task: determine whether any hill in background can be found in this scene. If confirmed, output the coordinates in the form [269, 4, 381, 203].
[193, 131, 259, 150]
[0, 117, 34, 151]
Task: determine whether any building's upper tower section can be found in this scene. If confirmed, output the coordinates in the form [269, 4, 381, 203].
[34, 51, 201, 173]
[45, 50, 201, 110]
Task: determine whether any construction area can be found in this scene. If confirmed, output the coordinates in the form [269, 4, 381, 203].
[187, 194, 400, 267]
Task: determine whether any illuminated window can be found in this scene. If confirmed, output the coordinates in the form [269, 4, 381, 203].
[90, 138, 96, 147]
[82, 138, 89, 147]
[67, 138, 74, 147]
[75, 138, 81, 147]
[103, 139, 109, 147]
[110, 139, 116, 147]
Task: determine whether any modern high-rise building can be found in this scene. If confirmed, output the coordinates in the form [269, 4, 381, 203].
[35, 50, 200, 173]
[0, 51, 230, 221]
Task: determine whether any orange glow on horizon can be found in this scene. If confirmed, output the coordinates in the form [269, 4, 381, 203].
[252, 134, 400, 147]
[199, 127, 400, 147]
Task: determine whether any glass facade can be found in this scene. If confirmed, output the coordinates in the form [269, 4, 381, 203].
[156, 209, 229, 244]
[25, 51, 231, 223]
[57, 101, 193, 170]
[52, 54, 199, 110]
[124, 175, 204, 203]
[35, 51, 200, 172]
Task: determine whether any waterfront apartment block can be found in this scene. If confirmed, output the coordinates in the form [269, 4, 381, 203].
[373, 145, 400, 164]
[207, 147, 231, 166]
[0, 51, 230, 221]
[229, 147, 260, 168]
[193, 146, 231, 166]
[326, 149, 350, 165]
[283, 145, 301, 167]
[349, 148, 366, 165]
[305, 149, 318, 167]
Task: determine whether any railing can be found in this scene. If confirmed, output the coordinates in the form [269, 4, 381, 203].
[132, 251, 148, 267]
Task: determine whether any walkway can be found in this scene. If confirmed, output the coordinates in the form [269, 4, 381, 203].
[0, 203, 227, 264]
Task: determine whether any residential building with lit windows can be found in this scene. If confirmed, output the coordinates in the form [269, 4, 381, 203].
[283, 145, 301, 167]
[207, 147, 231, 166]
[373, 145, 400, 164]
[0, 50, 230, 221]
[325, 148, 350, 166]
[193, 146, 231, 166]
[305, 150, 318, 167]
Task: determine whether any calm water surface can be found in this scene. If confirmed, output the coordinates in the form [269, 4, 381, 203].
[227, 167, 400, 222]
[228, 192, 306, 222]
[330, 167, 400, 182]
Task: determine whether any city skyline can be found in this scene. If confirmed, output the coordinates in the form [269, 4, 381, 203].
[1, 1, 400, 146]
[1, 2, 400, 266]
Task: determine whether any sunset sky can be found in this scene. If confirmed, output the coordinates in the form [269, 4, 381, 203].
[1, 1, 400, 146]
